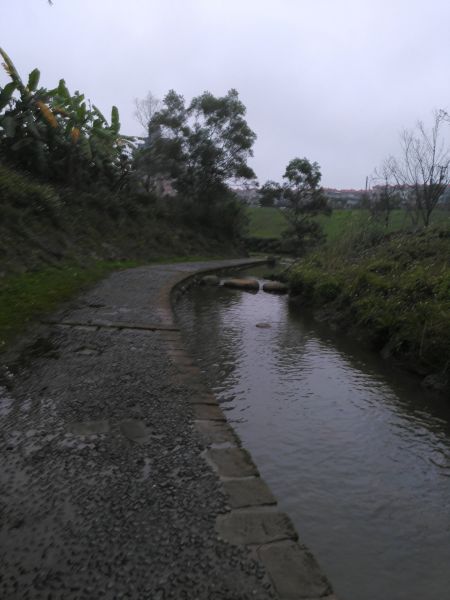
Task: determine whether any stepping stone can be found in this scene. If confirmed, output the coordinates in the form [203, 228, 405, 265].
[69, 420, 109, 436]
[216, 511, 297, 545]
[262, 281, 288, 294]
[223, 278, 260, 291]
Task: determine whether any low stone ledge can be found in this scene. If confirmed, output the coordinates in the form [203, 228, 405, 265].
[193, 404, 226, 421]
[258, 540, 333, 600]
[194, 420, 239, 445]
[206, 447, 258, 477]
[216, 511, 297, 545]
[222, 478, 277, 509]
[188, 393, 218, 405]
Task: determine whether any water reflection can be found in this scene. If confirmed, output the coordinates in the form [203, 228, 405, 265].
[176, 272, 450, 600]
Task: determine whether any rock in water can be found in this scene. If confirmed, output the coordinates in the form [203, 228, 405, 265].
[223, 278, 260, 291]
[262, 281, 288, 294]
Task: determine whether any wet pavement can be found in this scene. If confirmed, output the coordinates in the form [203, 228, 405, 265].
[0, 261, 334, 600]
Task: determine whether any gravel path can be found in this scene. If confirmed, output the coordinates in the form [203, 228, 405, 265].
[0, 260, 278, 600]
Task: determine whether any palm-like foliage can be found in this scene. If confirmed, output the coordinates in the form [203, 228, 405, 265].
[0, 48, 133, 189]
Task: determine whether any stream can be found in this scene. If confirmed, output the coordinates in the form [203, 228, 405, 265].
[175, 268, 450, 600]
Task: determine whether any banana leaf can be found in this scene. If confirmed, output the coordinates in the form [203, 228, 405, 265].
[0, 82, 16, 110]
[27, 68, 40, 92]
[110, 106, 120, 134]
[2, 115, 17, 137]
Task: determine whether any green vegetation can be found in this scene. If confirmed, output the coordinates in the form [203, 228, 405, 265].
[0, 50, 255, 248]
[287, 226, 450, 387]
[0, 261, 136, 351]
[255, 158, 330, 255]
[248, 207, 450, 240]
[0, 51, 258, 351]
[0, 253, 229, 352]
[246, 206, 286, 238]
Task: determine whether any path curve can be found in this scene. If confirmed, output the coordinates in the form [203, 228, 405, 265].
[0, 259, 335, 600]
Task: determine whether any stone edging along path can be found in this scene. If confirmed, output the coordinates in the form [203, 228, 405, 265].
[0, 258, 336, 600]
[164, 261, 337, 600]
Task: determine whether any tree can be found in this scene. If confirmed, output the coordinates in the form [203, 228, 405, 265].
[260, 158, 330, 255]
[259, 180, 281, 207]
[366, 168, 400, 228]
[384, 111, 450, 227]
[134, 88, 256, 215]
[134, 91, 161, 133]
[281, 158, 330, 253]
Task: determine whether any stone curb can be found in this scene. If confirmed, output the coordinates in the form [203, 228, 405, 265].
[157, 259, 336, 600]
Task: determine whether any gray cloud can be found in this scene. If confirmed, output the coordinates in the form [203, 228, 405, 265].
[2, 0, 449, 187]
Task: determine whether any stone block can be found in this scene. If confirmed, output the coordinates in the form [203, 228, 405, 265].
[193, 404, 226, 421]
[258, 540, 332, 599]
[216, 511, 297, 545]
[223, 478, 276, 508]
[206, 447, 258, 477]
[194, 420, 238, 445]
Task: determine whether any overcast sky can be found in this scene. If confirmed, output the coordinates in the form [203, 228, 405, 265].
[2, 0, 450, 188]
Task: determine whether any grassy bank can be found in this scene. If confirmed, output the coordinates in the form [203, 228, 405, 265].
[287, 227, 450, 389]
[0, 165, 245, 351]
[0, 164, 244, 275]
[0, 254, 231, 352]
[0, 261, 137, 351]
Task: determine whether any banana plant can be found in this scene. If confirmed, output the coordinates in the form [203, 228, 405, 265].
[0, 48, 134, 188]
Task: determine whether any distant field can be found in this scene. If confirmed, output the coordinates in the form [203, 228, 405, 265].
[247, 206, 450, 240]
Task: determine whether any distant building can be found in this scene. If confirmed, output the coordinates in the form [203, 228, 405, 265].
[323, 188, 365, 208]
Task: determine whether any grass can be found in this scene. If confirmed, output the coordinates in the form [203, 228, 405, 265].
[246, 207, 286, 238]
[0, 254, 229, 352]
[287, 226, 450, 383]
[247, 206, 450, 240]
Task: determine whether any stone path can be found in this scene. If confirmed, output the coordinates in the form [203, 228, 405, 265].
[0, 260, 335, 600]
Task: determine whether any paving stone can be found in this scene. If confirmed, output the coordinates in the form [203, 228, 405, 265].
[216, 511, 297, 545]
[188, 392, 218, 405]
[119, 419, 151, 443]
[68, 420, 110, 435]
[223, 478, 276, 508]
[206, 447, 258, 477]
[193, 404, 226, 421]
[194, 420, 239, 445]
[258, 541, 332, 600]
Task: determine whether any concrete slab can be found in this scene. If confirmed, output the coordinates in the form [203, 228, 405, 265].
[194, 420, 239, 445]
[216, 511, 297, 545]
[68, 420, 110, 435]
[206, 447, 258, 477]
[222, 478, 276, 508]
[193, 404, 226, 422]
[188, 393, 218, 405]
[119, 419, 151, 443]
[258, 541, 332, 600]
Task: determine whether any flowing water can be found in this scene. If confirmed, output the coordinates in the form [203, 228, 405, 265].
[175, 269, 450, 600]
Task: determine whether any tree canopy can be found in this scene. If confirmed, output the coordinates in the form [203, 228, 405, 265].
[259, 157, 330, 254]
[136, 88, 256, 202]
